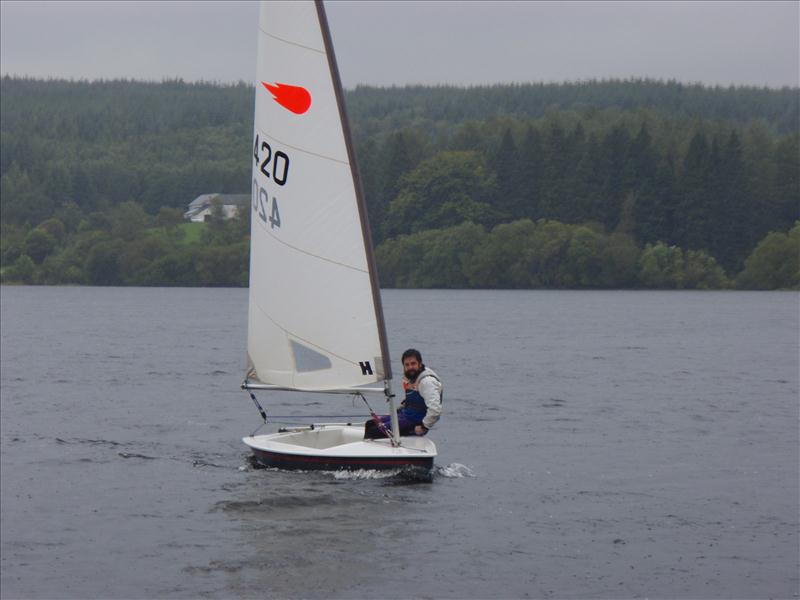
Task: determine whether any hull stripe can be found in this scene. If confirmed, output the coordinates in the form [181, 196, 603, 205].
[251, 448, 433, 470]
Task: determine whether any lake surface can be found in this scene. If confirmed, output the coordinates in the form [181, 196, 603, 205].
[1, 287, 798, 599]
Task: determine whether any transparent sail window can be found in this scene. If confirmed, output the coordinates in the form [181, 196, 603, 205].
[290, 340, 332, 372]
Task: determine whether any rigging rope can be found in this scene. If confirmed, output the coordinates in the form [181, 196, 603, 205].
[249, 392, 267, 423]
[255, 414, 366, 419]
[358, 393, 399, 447]
[247, 392, 269, 436]
[246, 390, 366, 424]
[246, 390, 398, 447]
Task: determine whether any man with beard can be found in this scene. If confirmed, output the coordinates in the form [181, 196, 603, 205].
[364, 348, 442, 439]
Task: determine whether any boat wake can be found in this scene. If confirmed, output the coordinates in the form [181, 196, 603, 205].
[242, 455, 470, 482]
[329, 462, 475, 481]
[331, 468, 401, 480]
[434, 463, 475, 478]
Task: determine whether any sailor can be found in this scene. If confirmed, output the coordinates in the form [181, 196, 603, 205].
[364, 348, 442, 438]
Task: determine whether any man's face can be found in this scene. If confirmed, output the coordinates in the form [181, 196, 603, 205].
[403, 356, 421, 380]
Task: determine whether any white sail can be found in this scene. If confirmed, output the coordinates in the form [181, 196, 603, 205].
[246, 0, 390, 392]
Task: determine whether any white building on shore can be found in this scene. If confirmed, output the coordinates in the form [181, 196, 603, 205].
[184, 194, 249, 222]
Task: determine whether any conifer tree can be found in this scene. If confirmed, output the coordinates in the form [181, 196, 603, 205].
[598, 124, 631, 230]
[676, 130, 711, 251]
[489, 128, 522, 220]
[376, 131, 418, 241]
[518, 126, 544, 220]
[773, 135, 800, 231]
[714, 131, 751, 272]
[539, 121, 569, 220]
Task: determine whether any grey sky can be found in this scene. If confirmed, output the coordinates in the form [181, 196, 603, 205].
[1, 1, 798, 88]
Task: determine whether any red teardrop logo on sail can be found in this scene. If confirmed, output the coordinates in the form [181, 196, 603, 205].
[261, 82, 312, 115]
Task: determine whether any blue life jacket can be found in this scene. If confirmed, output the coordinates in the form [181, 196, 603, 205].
[400, 371, 440, 420]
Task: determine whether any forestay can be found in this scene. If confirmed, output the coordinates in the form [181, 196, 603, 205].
[245, 0, 391, 392]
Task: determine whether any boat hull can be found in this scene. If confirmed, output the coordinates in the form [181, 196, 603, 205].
[248, 447, 434, 471]
[243, 425, 436, 472]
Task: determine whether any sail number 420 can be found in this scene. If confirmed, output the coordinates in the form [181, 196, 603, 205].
[254, 135, 289, 185]
[253, 134, 290, 229]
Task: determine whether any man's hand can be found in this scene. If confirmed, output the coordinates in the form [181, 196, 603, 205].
[414, 425, 428, 436]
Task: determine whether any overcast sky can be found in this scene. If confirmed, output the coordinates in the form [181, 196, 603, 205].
[1, 1, 798, 89]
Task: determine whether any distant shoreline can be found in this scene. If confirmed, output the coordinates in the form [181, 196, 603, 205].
[2, 78, 797, 290]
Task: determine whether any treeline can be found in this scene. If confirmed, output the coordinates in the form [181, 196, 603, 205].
[346, 79, 800, 137]
[3, 207, 797, 290]
[1, 202, 248, 286]
[1, 77, 252, 220]
[1, 76, 798, 288]
[377, 219, 800, 290]
[356, 111, 798, 272]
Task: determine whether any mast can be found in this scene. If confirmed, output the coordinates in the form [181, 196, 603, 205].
[314, 0, 399, 441]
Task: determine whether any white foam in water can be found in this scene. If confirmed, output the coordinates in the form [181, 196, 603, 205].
[435, 463, 475, 478]
[330, 464, 476, 480]
[330, 468, 401, 480]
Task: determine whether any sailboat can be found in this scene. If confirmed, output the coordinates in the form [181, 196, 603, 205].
[241, 0, 437, 472]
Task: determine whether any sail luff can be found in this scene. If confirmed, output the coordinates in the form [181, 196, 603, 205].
[314, 0, 393, 383]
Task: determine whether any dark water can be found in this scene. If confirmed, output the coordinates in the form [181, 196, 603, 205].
[1, 286, 798, 599]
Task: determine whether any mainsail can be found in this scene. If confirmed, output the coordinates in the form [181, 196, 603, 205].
[245, 0, 391, 392]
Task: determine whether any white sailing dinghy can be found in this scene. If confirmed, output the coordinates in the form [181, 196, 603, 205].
[241, 0, 437, 472]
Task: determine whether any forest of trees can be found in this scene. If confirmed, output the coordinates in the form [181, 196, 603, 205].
[1, 76, 798, 289]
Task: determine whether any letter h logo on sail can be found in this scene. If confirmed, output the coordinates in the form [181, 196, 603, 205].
[359, 361, 373, 375]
